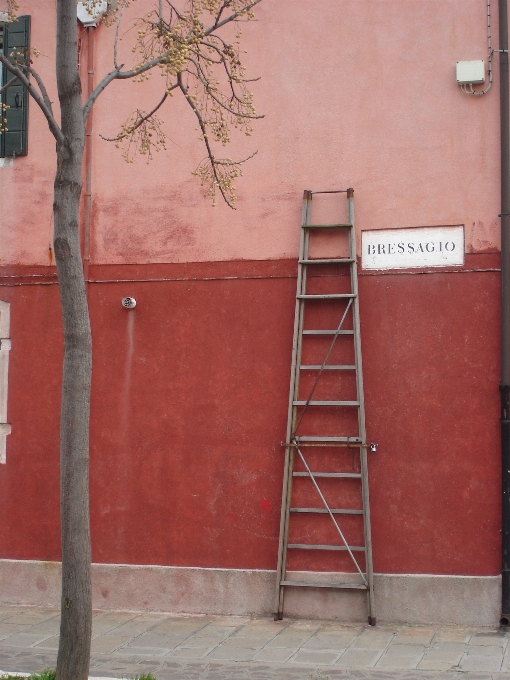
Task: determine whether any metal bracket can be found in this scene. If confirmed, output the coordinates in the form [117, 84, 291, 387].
[281, 441, 378, 450]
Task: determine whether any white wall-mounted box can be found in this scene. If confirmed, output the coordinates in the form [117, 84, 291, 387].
[77, 1, 108, 27]
[456, 60, 485, 84]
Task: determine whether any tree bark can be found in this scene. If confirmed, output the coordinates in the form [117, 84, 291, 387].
[54, 2, 91, 680]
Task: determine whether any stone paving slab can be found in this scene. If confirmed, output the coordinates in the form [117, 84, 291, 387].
[1, 605, 510, 678]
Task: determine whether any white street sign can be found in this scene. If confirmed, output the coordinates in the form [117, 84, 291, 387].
[361, 225, 465, 270]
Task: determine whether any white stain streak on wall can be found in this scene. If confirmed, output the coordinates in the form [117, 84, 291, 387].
[0, 301, 11, 464]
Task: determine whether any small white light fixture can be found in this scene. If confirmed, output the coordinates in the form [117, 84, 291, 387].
[456, 60, 486, 85]
[77, 1, 108, 27]
[122, 297, 137, 309]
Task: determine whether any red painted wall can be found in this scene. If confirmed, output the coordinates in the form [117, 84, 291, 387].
[361, 255, 501, 576]
[0, 254, 501, 576]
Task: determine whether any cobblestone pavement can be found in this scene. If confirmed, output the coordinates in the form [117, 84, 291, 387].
[1, 605, 510, 679]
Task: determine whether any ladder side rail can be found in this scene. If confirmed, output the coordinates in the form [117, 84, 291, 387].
[348, 188, 377, 625]
[283, 195, 312, 588]
[274, 190, 312, 619]
[291, 224, 311, 435]
[360, 446, 376, 624]
[348, 189, 364, 442]
[288, 190, 312, 443]
[276, 446, 294, 618]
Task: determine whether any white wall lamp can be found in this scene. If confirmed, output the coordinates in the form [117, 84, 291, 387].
[77, 1, 108, 27]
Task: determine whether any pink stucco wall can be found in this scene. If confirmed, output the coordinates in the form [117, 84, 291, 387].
[0, 0, 502, 265]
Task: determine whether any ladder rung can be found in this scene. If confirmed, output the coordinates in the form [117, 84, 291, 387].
[302, 223, 353, 229]
[281, 580, 368, 590]
[300, 365, 356, 370]
[293, 472, 362, 478]
[298, 294, 355, 300]
[293, 400, 360, 406]
[290, 508, 363, 515]
[299, 258, 354, 264]
[303, 330, 354, 335]
[297, 437, 362, 442]
[288, 544, 365, 551]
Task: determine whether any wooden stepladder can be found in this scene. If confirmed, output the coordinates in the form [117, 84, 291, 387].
[274, 188, 376, 625]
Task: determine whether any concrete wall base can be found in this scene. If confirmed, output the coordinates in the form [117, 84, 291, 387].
[0, 559, 500, 626]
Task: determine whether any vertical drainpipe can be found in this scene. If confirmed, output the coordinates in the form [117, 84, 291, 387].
[500, 0, 510, 627]
[83, 25, 95, 285]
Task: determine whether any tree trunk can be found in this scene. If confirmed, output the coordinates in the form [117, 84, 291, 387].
[54, 2, 91, 680]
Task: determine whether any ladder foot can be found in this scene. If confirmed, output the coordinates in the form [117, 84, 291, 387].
[368, 616, 376, 626]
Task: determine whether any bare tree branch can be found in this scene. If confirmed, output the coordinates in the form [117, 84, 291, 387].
[0, 74, 19, 95]
[25, 65, 54, 115]
[91, 0, 262, 204]
[83, 69, 119, 122]
[213, 1, 229, 28]
[186, 56, 262, 119]
[214, 152, 256, 164]
[84, 0, 262, 122]
[84, 55, 174, 122]
[0, 53, 64, 145]
[177, 71, 229, 205]
[177, 71, 256, 209]
[99, 88, 173, 142]
[205, 0, 262, 35]
[165, 0, 185, 21]
[113, 1, 126, 71]
[116, 58, 172, 80]
[198, 38, 257, 86]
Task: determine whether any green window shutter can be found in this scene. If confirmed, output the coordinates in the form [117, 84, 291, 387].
[1, 15, 30, 157]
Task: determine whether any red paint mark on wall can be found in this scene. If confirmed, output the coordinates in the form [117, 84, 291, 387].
[260, 499, 271, 514]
